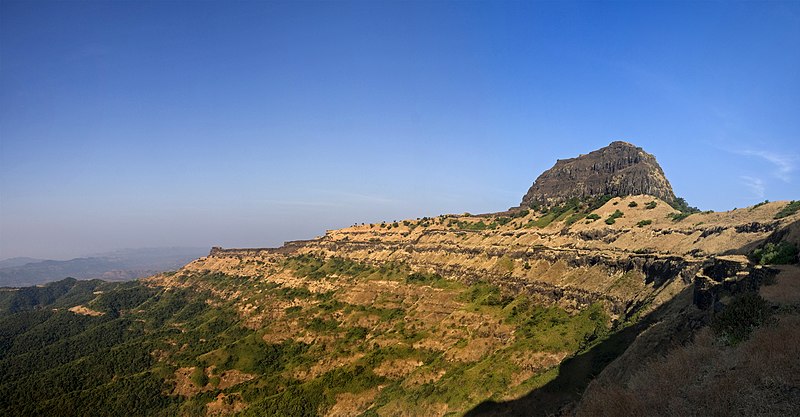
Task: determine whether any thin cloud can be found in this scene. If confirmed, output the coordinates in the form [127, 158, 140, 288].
[740, 176, 766, 199]
[735, 150, 797, 182]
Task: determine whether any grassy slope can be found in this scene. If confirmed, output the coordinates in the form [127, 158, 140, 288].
[0, 255, 612, 417]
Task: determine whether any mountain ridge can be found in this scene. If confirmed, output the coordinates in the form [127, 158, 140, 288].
[1, 143, 797, 417]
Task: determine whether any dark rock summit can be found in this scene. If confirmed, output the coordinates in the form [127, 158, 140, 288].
[520, 141, 676, 207]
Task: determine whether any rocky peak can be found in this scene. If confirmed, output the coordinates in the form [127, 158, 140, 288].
[520, 141, 676, 207]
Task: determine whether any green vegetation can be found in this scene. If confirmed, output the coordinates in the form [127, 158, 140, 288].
[774, 200, 800, 219]
[0, 255, 623, 416]
[605, 209, 624, 225]
[750, 241, 799, 265]
[462, 281, 513, 308]
[524, 196, 614, 229]
[405, 271, 449, 287]
[449, 214, 516, 231]
[669, 197, 699, 214]
[564, 211, 587, 226]
[628, 201, 638, 208]
[712, 292, 772, 345]
[636, 219, 652, 227]
[509, 209, 530, 218]
[495, 216, 512, 226]
[749, 200, 769, 211]
[525, 200, 579, 228]
[189, 367, 208, 387]
[0, 277, 107, 313]
[667, 211, 692, 222]
[644, 201, 657, 209]
[585, 213, 601, 221]
[505, 298, 610, 352]
[495, 255, 515, 273]
[450, 219, 495, 231]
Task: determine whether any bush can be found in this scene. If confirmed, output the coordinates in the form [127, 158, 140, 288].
[636, 220, 652, 228]
[750, 242, 799, 265]
[510, 209, 530, 219]
[586, 213, 601, 221]
[406, 272, 444, 284]
[774, 201, 800, 219]
[749, 200, 769, 211]
[189, 367, 208, 387]
[564, 212, 587, 226]
[712, 292, 772, 345]
[628, 201, 638, 208]
[667, 212, 692, 222]
[669, 197, 699, 214]
[644, 201, 657, 210]
[605, 210, 623, 225]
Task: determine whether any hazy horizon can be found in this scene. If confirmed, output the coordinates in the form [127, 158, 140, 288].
[2, 1, 799, 260]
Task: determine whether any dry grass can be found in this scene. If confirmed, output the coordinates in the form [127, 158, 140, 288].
[760, 265, 800, 305]
[576, 315, 800, 417]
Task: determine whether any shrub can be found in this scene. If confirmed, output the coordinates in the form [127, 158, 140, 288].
[495, 216, 512, 226]
[406, 271, 444, 284]
[774, 201, 800, 219]
[669, 197, 699, 214]
[667, 212, 692, 222]
[564, 212, 586, 226]
[306, 317, 339, 332]
[586, 213, 601, 221]
[628, 201, 638, 208]
[644, 201, 657, 210]
[712, 292, 772, 345]
[750, 241, 799, 265]
[636, 219, 652, 227]
[190, 366, 208, 387]
[510, 209, 530, 218]
[605, 210, 624, 225]
[749, 200, 769, 211]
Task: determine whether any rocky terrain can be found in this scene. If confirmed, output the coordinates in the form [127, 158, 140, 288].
[520, 141, 677, 206]
[143, 192, 798, 415]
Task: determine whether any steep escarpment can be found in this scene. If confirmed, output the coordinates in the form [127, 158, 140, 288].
[183, 197, 798, 416]
[520, 141, 676, 207]
[206, 197, 796, 318]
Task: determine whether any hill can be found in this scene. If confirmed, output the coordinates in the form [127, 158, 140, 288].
[0, 143, 797, 416]
[520, 141, 677, 206]
[0, 247, 208, 287]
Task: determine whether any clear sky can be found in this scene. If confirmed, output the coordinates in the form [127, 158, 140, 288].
[1, 1, 799, 260]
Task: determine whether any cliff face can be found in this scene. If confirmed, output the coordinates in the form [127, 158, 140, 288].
[520, 141, 677, 207]
[196, 197, 799, 320]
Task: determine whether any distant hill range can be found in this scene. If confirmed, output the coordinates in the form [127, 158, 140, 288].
[0, 247, 207, 287]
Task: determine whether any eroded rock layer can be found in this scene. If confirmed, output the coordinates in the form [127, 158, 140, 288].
[196, 196, 799, 320]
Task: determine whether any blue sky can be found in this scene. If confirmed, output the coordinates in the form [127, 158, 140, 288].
[1, 1, 799, 259]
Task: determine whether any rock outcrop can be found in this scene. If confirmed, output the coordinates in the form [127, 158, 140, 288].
[520, 141, 676, 207]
